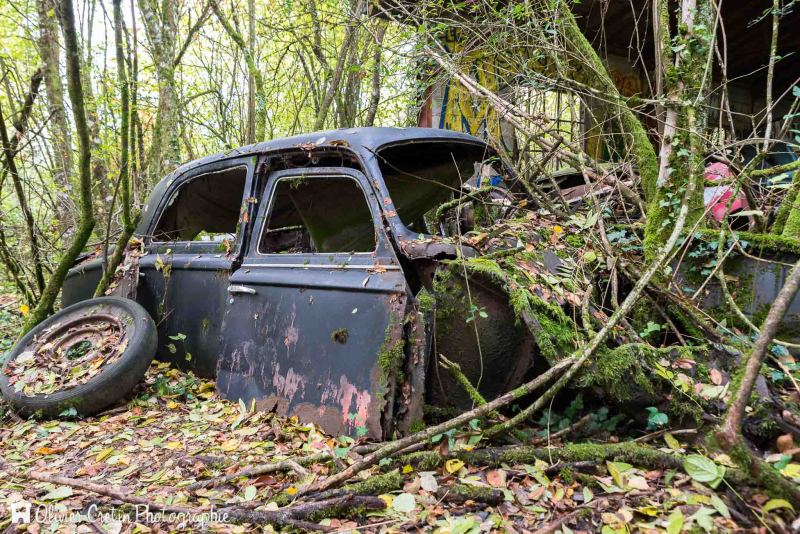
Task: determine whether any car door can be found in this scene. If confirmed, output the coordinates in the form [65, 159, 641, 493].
[216, 167, 409, 439]
[138, 157, 258, 377]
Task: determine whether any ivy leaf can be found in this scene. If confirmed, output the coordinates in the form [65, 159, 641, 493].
[684, 454, 725, 488]
[645, 406, 669, 429]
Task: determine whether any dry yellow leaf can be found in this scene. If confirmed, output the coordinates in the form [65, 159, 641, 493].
[445, 459, 465, 474]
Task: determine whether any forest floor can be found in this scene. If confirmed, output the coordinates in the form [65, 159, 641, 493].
[0, 294, 799, 533]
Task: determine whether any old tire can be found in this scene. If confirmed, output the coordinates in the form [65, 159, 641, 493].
[0, 297, 157, 418]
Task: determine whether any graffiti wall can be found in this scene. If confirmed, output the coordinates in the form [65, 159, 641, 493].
[418, 32, 647, 160]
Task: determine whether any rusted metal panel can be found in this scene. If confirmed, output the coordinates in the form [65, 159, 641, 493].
[395, 303, 431, 433]
[216, 267, 408, 438]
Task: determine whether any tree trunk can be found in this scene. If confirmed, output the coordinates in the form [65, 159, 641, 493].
[246, 0, 256, 144]
[36, 0, 73, 231]
[364, 22, 386, 127]
[717, 257, 800, 449]
[23, 0, 96, 334]
[641, 0, 711, 260]
[139, 0, 180, 182]
[313, 0, 364, 130]
[210, 0, 266, 141]
[0, 98, 46, 296]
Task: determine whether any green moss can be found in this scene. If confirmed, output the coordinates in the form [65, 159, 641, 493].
[693, 228, 800, 255]
[578, 343, 705, 422]
[749, 402, 780, 440]
[431, 267, 461, 333]
[732, 271, 755, 311]
[331, 328, 349, 344]
[342, 470, 403, 496]
[396, 442, 716, 478]
[416, 288, 436, 314]
[272, 471, 403, 508]
[664, 303, 705, 341]
[377, 327, 405, 386]
[443, 484, 502, 504]
[565, 234, 583, 247]
[408, 419, 426, 433]
[559, 466, 574, 484]
[580, 344, 657, 402]
[772, 171, 800, 235]
[522, 291, 577, 363]
[750, 303, 770, 328]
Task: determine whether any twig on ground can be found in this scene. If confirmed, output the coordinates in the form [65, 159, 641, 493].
[633, 428, 698, 443]
[531, 413, 593, 445]
[186, 444, 386, 491]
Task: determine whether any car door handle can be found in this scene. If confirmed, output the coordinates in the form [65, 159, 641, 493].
[227, 285, 256, 295]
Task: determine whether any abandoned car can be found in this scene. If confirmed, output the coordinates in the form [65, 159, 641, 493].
[3, 127, 543, 438]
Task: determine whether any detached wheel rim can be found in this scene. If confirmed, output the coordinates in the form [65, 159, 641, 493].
[7, 312, 128, 396]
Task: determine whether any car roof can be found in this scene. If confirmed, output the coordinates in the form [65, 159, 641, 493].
[167, 127, 485, 179]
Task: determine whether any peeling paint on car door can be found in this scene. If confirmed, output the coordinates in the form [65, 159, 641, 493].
[216, 167, 409, 439]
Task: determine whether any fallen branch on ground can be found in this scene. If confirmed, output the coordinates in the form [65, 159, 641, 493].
[299, 357, 575, 495]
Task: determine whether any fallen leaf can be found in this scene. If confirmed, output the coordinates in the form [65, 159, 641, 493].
[392, 492, 416, 513]
[445, 459, 464, 474]
[35, 446, 65, 455]
[420, 472, 438, 492]
[486, 469, 507, 488]
[709, 368, 724, 385]
[42, 486, 73, 501]
[763, 498, 794, 513]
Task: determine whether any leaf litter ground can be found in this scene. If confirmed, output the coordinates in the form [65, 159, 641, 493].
[1, 361, 797, 533]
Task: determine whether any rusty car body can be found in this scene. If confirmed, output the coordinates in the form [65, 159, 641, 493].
[62, 127, 537, 438]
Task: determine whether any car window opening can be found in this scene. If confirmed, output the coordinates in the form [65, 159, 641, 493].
[152, 165, 248, 242]
[259, 176, 377, 254]
[376, 141, 502, 231]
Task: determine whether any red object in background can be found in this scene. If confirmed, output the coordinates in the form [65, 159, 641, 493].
[418, 86, 433, 128]
[703, 162, 749, 223]
[704, 162, 734, 182]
